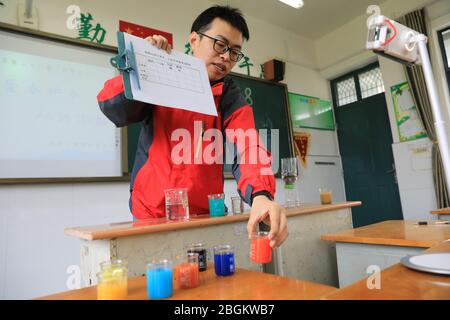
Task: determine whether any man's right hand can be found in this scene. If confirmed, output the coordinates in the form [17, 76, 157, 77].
[145, 35, 172, 54]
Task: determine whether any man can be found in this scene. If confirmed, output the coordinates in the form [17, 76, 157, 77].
[97, 6, 288, 248]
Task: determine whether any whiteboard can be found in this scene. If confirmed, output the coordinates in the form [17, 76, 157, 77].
[0, 26, 123, 179]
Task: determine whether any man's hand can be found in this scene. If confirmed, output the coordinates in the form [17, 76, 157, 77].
[145, 35, 172, 54]
[247, 195, 288, 249]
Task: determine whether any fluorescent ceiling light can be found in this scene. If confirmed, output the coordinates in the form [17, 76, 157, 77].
[278, 0, 304, 9]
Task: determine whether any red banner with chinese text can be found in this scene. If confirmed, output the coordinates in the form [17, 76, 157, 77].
[119, 20, 173, 45]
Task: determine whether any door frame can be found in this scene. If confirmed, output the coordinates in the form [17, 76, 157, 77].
[330, 61, 404, 226]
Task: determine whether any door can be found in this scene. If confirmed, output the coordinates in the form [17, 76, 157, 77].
[332, 63, 403, 227]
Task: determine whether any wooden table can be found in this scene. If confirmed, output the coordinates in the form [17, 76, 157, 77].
[37, 268, 338, 300]
[323, 241, 450, 300]
[431, 207, 450, 221]
[321, 220, 450, 287]
[65, 202, 360, 288]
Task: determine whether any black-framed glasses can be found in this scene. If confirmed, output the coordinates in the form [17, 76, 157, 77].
[196, 32, 245, 62]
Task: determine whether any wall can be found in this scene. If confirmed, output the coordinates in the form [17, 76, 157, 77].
[0, 0, 319, 74]
[0, 183, 131, 299]
[379, 55, 439, 220]
[314, 0, 450, 220]
[0, 0, 341, 299]
[428, 0, 450, 131]
[5, 0, 448, 300]
[316, 0, 438, 76]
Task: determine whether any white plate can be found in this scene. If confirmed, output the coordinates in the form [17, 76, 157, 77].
[400, 253, 450, 275]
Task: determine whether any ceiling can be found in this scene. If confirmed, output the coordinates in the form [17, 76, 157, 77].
[211, 0, 388, 40]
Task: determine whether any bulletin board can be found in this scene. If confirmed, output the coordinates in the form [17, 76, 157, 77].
[288, 92, 335, 130]
[391, 82, 427, 142]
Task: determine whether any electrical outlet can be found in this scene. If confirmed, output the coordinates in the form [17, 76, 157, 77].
[17, 3, 39, 30]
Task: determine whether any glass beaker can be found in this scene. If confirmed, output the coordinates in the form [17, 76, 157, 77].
[164, 188, 189, 221]
[97, 271, 128, 300]
[208, 193, 225, 217]
[231, 196, 244, 215]
[319, 187, 333, 204]
[250, 231, 272, 264]
[146, 259, 173, 299]
[187, 243, 208, 272]
[99, 259, 128, 273]
[281, 157, 299, 208]
[213, 245, 235, 276]
[173, 253, 200, 289]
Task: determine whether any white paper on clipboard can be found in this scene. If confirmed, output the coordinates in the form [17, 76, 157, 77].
[124, 33, 217, 116]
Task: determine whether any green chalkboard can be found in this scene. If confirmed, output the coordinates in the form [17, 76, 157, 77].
[126, 72, 295, 178]
[224, 73, 295, 178]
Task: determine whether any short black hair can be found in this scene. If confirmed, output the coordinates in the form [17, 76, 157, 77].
[191, 5, 250, 41]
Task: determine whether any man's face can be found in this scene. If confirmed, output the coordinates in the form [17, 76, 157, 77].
[189, 18, 244, 82]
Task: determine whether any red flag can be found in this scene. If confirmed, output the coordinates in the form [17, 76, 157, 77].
[294, 132, 311, 168]
[119, 20, 173, 45]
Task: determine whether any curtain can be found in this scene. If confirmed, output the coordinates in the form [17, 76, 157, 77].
[400, 8, 450, 208]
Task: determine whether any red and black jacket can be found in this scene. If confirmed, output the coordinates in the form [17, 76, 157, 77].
[97, 75, 275, 220]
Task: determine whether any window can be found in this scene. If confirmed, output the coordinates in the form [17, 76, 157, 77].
[438, 27, 450, 95]
[331, 62, 385, 107]
[359, 67, 385, 99]
[336, 77, 358, 107]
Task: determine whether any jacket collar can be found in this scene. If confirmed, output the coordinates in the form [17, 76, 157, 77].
[210, 77, 225, 87]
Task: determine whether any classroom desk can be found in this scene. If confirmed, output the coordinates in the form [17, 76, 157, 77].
[37, 268, 338, 300]
[65, 201, 360, 288]
[323, 240, 450, 300]
[321, 220, 450, 288]
[431, 207, 450, 221]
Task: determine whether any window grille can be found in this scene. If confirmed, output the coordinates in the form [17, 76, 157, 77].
[359, 67, 385, 99]
[336, 77, 358, 107]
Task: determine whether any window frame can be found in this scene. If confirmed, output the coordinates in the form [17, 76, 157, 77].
[335, 76, 358, 107]
[331, 61, 382, 108]
[437, 26, 450, 96]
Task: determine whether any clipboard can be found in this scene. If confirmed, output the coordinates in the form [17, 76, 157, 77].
[110, 32, 140, 100]
[108, 32, 217, 116]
